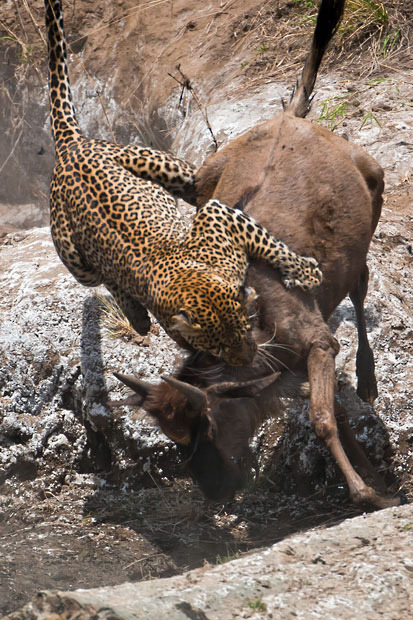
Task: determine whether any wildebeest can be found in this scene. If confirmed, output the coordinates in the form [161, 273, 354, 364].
[114, 0, 399, 509]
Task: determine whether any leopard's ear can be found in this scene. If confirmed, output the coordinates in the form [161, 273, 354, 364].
[170, 312, 203, 337]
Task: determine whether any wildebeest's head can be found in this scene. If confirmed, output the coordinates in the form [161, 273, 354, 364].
[113, 371, 280, 501]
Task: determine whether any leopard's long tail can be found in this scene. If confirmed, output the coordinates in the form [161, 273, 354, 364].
[44, 0, 82, 151]
[287, 0, 345, 118]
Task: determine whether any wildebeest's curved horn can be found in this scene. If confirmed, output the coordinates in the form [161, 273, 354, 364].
[113, 372, 153, 398]
[161, 376, 207, 413]
[208, 372, 281, 397]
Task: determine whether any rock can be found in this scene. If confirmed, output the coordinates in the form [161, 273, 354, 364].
[5, 503, 413, 620]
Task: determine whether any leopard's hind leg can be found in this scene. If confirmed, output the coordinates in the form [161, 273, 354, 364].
[50, 188, 102, 287]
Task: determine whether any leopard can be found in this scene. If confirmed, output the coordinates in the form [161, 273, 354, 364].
[44, 0, 322, 366]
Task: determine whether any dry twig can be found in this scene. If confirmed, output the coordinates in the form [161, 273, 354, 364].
[168, 64, 218, 152]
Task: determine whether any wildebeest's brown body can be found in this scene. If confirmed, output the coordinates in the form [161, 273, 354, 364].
[185, 112, 398, 508]
[196, 113, 382, 369]
[114, 0, 399, 509]
[200, 115, 377, 299]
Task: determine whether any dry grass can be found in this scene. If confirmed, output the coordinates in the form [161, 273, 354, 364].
[95, 293, 148, 344]
[0, 3, 47, 182]
[0, 1, 45, 77]
[232, 0, 412, 82]
[335, 0, 412, 74]
[83, 471, 362, 575]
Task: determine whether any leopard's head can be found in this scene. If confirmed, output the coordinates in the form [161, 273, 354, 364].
[164, 272, 258, 366]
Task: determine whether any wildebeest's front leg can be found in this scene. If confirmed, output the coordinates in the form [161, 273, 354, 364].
[307, 340, 399, 508]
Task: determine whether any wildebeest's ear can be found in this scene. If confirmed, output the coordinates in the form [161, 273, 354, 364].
[170, 312, 202, 337]
[209, 372, 281, 399]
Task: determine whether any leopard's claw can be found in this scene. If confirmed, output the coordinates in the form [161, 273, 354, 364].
[281, 257, 323, 292]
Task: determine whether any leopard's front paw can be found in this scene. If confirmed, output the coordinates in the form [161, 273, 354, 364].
[281, 256, 323, 292]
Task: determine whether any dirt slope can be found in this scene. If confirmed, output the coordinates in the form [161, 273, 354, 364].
[1, 0, 411, 220]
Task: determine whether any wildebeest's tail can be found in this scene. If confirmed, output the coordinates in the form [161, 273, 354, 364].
[287, 0, 345, 118]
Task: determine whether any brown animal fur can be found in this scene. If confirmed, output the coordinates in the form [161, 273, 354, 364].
[114, 0, 399, 509]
